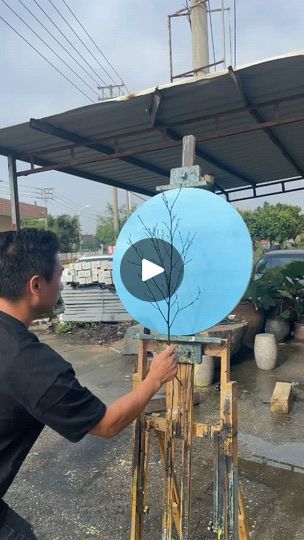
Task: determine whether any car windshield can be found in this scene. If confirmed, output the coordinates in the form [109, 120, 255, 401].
[271, 255, 304, 269]
[256, 254, 304, 273]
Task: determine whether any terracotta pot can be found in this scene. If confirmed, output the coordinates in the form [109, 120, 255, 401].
[232, 301, 265, 349]
[265, 318, 290, 342]
[293, 321, 304, 342]
[254, 333, 278, 370]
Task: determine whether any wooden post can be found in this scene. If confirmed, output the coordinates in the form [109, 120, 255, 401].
[130, 340, 149, 540]
[179, 363, 194, 539]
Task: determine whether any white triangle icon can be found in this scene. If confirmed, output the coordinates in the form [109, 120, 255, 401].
[142, 259, 164, 282]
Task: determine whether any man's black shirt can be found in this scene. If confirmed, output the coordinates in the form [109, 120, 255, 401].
[0, 311, 106, 526]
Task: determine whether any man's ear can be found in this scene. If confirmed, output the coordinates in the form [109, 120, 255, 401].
[29, 275, 41, 296]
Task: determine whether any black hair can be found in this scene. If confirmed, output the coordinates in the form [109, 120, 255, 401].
[0, 228, 60, 300]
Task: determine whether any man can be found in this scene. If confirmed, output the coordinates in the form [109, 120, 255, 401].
[0, 229, 177, 540]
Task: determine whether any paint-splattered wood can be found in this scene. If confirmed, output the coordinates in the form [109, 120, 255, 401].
[130, 340, 148, 540]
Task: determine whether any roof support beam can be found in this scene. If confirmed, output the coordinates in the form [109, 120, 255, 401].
[228, 66, 304, 178]
[0, 145, 154, 197]
[30, 118, 170, 179]
[164, 127, 257, 188]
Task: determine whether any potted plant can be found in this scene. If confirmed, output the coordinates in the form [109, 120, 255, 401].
[268, 261, 304, 341]
[233, 270, 275, 348]
[293, 297, 304, 341]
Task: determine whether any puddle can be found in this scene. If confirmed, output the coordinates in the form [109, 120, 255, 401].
[239, 433, 304, 473]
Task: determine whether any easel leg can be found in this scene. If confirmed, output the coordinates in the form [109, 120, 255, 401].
[214, 343, 239, 540]
[162, 363, 194, 540]
[162, 377, 175, 540]
[130, 341, 148, 540]
[179, 364, 194, 539]
[223, 381, 239, 540]
[238, 488, 249, 540]
[156, 431, 181, 536]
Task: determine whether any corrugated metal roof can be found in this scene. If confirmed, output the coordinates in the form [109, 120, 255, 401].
[0, 51, 304, 199]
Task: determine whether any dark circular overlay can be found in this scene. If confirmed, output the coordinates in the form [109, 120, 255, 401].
[120, 238, 184, 302]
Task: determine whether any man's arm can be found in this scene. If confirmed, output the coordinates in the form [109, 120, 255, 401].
[89, 345, 177, 439]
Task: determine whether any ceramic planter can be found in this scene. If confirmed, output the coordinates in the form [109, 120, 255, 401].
[254, 333, 278, 370]
[293, 321, 304, 342]
[232, 301, 265, 349]
[194, 355, 214, 387]
[265, 318, 290, 342]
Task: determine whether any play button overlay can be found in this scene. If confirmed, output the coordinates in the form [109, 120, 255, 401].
[120, 238, 184, 302]
[142, 259, 164, 281]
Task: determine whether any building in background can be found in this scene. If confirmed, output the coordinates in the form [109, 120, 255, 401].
[0, 198, 47, 232]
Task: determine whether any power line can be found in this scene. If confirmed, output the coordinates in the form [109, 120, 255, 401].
[47, 0, 123, 89]
[16, 0, 102, 89]
[131, 192, 148, 202]
[1, 0, 98, 99]
[0, 12, 95, 103]
[51, 191, 101, 215]
[30, 0, 107, 87]
[52, 195, 99, 219]
[61, 0, 129, 91]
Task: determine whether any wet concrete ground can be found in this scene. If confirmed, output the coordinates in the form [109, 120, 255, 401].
[3, 334, 304, 539]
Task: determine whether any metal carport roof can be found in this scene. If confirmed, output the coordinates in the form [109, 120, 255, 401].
[1, 51, 304, 201]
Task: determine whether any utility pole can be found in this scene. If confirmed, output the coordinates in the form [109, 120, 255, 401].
[191, 0, 210, 76]
[112, 186, 120, 237]
[35, 187, 54, 227]
[98, 84, 126, 237]
[126, 191, 131, 218]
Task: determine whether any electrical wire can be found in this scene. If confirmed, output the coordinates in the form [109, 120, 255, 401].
[16, 0, 101, 88]
[0, 17, 94, 103]
[47, 0, 121, 87]
[184, 1, 191, 28]
[52, 195, 99, 219]
[31, 0, 107, 87]
[1, 0, 98, 99]
[131, 192, 148, 202]
[61, 0, 129, 91]
[0, 183, 98, 220]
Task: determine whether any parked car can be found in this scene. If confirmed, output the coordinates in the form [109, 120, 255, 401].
[255, 249, 304, 279]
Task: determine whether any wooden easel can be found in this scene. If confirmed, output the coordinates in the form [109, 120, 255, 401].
[130, 334, 249, 540]
[130, 135, 249, 539]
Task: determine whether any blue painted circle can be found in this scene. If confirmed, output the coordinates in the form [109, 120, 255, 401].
[113, 188, 252, 336]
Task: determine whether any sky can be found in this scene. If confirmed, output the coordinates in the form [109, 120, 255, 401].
[0, 0, 304, 233]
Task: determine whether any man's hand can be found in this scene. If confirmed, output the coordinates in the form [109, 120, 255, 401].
[147, 345, 178, 390]
[89, 344, 178, 439]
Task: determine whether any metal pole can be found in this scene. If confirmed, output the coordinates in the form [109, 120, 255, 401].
[112, 186, 120, 236]
[168, 16, 173, 82]
[221, 0, 227, 68]
[191, 0, 209, 76]
[8, 156, 20, 231]
[126, 191, 131, 218]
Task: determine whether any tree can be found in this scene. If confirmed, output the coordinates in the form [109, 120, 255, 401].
[22, 214, 80, 253]
[238, 203, 304, 245]
[95, 203, 136, 247]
